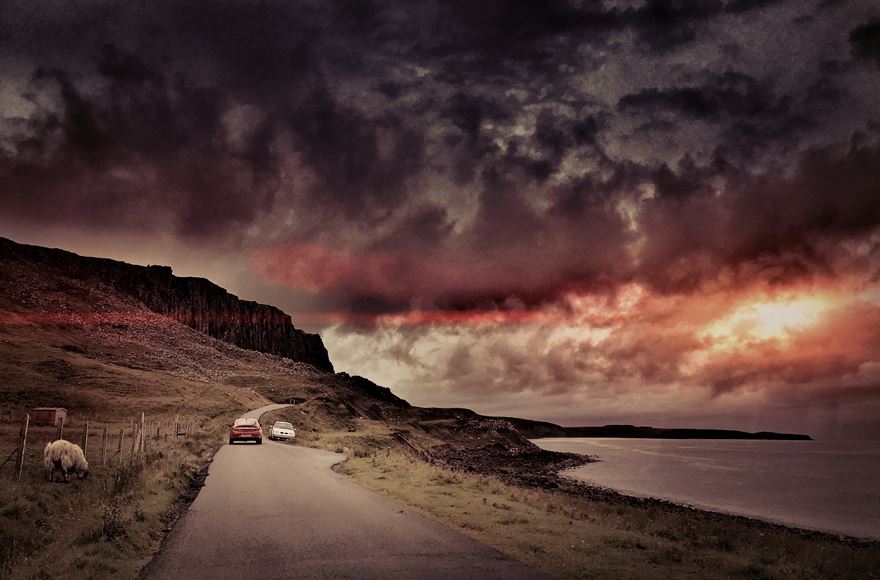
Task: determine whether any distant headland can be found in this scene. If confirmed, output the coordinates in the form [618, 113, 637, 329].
[504, 418, 813, 440]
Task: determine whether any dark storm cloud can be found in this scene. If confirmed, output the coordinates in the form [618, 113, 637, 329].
[638, 139, 880, 292]
[617, 71, 818, 164]
[416, 0, 786, 68]
[623, 0, 784, 53]
[850, 18, 880, 65]
[0, 2, 431, 236]
[724, 0, 782, 14]
[287, 86, 427, 220]
[0, 56, 271, 236]
[1, 0, 879, 312]
[618, 73, 785, 121]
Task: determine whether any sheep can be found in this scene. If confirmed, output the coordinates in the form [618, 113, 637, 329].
[44, 439, 90, 482]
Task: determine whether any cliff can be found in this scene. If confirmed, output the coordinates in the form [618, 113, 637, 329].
[0, 237, 333, 372]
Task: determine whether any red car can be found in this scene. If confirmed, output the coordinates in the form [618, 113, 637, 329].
[229, 418, 263, 444]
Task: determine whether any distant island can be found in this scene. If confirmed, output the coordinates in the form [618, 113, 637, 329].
[505, 418, 813, 441]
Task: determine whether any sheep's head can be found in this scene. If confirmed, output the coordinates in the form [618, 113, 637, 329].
[78, 467, 91, 480]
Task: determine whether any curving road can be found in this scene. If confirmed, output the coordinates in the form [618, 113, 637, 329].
[143, 404, 545, 579]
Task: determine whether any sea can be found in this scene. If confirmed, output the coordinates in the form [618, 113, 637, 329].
[533, 438, 880, 540]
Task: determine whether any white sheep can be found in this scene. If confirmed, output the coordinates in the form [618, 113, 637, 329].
[44, 439, 90, 482]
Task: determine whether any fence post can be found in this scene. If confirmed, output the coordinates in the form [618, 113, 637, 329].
[130, 424, 139, 463]
[16, 414, 29, 481]
[81, 420, 90, 457]
[56, 416, 65, 441]
[174, 414, 179, 438]
[118, 428, 125, 463]
[140, 413, 146, 454]
[101, 426, 108, 466]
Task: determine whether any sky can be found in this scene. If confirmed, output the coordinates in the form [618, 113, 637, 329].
[2, 0, 879, 439]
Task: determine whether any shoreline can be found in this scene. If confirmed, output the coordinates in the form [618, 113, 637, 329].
[532, 437, 880, 543]
[557, 464, 880, 544]
[342, 443, 880, 579]
[432, 444, 880, 549]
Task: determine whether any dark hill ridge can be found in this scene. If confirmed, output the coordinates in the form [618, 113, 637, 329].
[501, 417, 812, 441]
[0, 237, 332, 372]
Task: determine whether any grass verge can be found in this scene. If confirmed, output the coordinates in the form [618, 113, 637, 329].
[339, 449, 880, 579]
[0, 415, 236, 579]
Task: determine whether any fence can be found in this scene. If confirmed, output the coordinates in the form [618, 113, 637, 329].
[0, 411, 200, 481]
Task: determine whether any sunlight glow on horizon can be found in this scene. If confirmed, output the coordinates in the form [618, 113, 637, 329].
[701, 296, 834, 346]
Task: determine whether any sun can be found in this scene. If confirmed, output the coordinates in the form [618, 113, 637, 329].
[702, 296, 829, 345]
[747, 300, 824, 339]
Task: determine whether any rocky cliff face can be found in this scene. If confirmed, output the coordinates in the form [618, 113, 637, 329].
[0, 237, 333, 372]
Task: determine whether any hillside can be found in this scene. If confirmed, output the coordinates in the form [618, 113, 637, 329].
[0, 237, 331, 371]
[0, 237, 562, 473]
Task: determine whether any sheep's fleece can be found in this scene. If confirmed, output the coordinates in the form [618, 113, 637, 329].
[44, 439, 90, 482]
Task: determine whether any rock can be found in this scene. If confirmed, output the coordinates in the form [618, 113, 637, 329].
[0, 237, 333, 372]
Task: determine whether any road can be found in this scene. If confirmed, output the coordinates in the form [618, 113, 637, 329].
[143, 404, 545, 579]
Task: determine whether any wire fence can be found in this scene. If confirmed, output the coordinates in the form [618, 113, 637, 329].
[0, 411, 200, 481]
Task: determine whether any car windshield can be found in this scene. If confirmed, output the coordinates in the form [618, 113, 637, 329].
[275, 422, 293, 429]
[234, 418, 258, 427]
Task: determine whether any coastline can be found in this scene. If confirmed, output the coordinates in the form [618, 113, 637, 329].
[340, 442, 880, 579]
[556, 465, 880, 544]
[532, 437, 880, 543]
[434, 441, 880, 548]
[276, 419, 880, 578]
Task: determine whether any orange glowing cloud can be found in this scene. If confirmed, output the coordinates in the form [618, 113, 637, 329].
[700, 295, 835, 346]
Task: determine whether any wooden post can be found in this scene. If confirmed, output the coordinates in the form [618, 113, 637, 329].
[155, 422, 160, 440]
[117, 428, 125, 463]
[131, 424, 140, 462]
[174, 414, 179, 438]
[81, 420, 90, 458]
[56, 416, 65, 441]
[16, 414, 29, 481]
[101, 426, 109, 466]
[140, 413, 146, 454]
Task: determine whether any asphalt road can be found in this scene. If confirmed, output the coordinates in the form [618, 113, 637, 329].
[143, 404, 545, 579]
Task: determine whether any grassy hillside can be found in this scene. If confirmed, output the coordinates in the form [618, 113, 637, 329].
[0, 248, 327, 577]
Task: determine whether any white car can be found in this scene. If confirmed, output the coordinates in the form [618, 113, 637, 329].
[268, 421, 296, 441]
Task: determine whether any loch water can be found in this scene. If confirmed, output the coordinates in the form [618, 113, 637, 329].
[533, 438, 880, 539]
